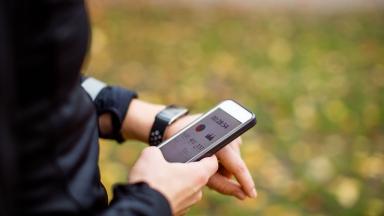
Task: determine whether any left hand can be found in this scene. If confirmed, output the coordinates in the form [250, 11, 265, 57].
[164, 114, 257, 200]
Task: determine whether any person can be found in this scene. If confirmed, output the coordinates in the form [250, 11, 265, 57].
[0, 0, 257, 215]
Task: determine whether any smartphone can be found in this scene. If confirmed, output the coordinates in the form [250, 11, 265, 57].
[158, 100, 256, 163]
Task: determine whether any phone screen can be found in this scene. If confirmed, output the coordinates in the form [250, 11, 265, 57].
[160, 108, 241, 162]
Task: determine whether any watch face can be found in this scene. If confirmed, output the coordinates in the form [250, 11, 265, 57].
[160, 107, 188, 123]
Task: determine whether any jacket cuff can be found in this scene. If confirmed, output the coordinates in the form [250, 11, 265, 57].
[81, 77, 138, 143]
[94, 86, 138, 143]
[109, 182, 172, 216]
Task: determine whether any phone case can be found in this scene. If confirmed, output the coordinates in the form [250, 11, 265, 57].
[190, 113, 257, 162]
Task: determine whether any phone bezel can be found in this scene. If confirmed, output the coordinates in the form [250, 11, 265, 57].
[218, 100, 253, 123]
[158, 100, 256, 162]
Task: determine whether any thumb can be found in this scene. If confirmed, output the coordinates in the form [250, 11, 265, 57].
[191, 155, 219, 177]
[141, 146, 165, 161]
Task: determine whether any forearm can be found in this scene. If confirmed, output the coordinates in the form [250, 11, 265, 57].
[80, 77, 179, 144]
[100, 98, 192, 144]
[120, 99, 165, 142]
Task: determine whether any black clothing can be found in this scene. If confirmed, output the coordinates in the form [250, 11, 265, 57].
[0, 1, 18, 215]
[0, 0, 171, 215]
[81, 77, 138, 143]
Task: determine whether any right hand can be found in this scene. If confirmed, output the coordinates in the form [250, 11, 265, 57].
[128, 147, 218, 216]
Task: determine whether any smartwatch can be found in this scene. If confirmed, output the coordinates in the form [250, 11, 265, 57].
[149, 105, 189, 146]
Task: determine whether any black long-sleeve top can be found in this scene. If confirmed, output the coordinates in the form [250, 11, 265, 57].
[0, 0, 171, 215]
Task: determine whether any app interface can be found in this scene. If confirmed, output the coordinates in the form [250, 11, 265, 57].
[160, 108, 241, 162]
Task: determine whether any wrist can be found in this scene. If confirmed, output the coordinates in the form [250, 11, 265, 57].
[148, 105, 189, 146]
[121, 99, 165, 142]
[163, 114, 199, 140]
[163, 115, 187, 140]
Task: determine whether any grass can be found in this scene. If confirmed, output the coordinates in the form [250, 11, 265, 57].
[86, 3, 384, 215]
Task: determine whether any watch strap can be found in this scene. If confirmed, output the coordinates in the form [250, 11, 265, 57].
[148, 106, 188, 146]
[148, 115, 170, 146]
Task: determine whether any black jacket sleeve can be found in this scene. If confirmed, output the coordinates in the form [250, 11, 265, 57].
[81, 76, 138, 143]
[102, 183, 172, 216]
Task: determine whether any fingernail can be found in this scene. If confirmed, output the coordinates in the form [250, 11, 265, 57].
[250, 188, 257, 198]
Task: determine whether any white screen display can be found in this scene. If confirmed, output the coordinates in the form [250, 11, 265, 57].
[160, 108, 241, 162]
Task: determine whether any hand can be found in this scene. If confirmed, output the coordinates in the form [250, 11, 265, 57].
[164, 114, 257, 200]
[128, 147, 218, 215]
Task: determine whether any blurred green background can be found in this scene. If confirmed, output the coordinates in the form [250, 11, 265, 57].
[84, 1, 384, 215]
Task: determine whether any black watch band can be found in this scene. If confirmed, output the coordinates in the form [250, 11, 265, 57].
[148, 105, 188, 146]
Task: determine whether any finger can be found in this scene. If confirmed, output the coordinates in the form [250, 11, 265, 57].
[207, 173, 247, 200]
[190, 155, 219, 179]
[229, 138, 242, 155]
[216, 147, 257, 198]
[218, 163, 232, 178]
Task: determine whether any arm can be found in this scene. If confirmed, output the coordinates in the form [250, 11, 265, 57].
[97, 98, 165, 142]
[80, 76, 140, 142]
[81, 77, 256, 201]
[80, 77, 219, 215]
